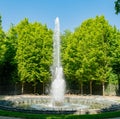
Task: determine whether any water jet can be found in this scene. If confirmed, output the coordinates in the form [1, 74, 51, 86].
[50, 17, 65, 106]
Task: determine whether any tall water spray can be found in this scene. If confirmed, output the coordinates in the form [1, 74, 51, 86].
[51, 17, 65, 105]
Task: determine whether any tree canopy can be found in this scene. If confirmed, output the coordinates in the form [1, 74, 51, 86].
[15, 18, 53, 93]
[0, 15, 120, 95]
[62, 16, 120, 95]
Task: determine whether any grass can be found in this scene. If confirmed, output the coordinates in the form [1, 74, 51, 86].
[0, 110, 120, 119]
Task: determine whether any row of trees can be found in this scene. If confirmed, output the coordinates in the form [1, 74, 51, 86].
[62, 16, 120, 95]
[0, 15, 120, 95]
[0, 17, 53, 94]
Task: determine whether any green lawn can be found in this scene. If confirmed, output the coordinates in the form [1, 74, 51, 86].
[0, 110, 120, 119]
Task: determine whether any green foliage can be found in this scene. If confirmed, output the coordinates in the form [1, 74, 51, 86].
[0, 16, 6, 65]
[0, 16, 9, 82]
[15, 19, 53, 85]
[62, 16, 120, 94]
[0, 14, 120, 95]
[111, 29, 120, 74]
[115, 0, 120, 14]
[4, 25, 19, 82]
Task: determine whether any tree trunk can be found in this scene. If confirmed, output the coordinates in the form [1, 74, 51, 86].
[80, 82, 83, 95]
[118, 74, 120, 94]
[21, 82, 24, 94]
[90, 80, 92, 95]
[34, 85, 36, 94]
[43, 82, 44, 95]
[14, 82, 17, 95]
[33, 80, 37, 94]
[102, 81, 105, 96]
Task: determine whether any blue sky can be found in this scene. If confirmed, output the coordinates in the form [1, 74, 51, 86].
[0, 0, 120, 32]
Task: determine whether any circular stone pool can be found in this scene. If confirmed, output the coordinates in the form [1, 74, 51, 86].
[0, 95, 120, 114]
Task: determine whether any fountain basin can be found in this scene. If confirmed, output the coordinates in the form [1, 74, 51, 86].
[0, 95, 120, 114]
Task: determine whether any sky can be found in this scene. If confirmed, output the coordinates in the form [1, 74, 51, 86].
[0, 0, 120, 32]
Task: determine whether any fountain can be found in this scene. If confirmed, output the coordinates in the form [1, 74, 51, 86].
[50, 17, 65, 106]
[0, 17, 120, 115]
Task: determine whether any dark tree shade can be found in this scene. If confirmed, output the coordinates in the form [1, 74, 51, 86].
[115, 0, 120, 14]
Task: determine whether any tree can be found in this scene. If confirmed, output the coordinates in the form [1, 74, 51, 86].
[5, 25, 19, 93]
[115, 0, 120, 14]
[111, 27, 120, 93]
[0, 16, 6, 66]
[0, 16, 17, 94]
[62, 30, 80, 93]
[0, 16, 7, 88]
[79, 16, 119, 95]
[15, 19, 53, 93]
